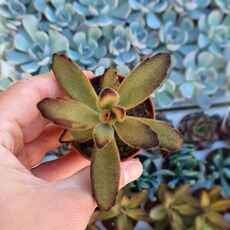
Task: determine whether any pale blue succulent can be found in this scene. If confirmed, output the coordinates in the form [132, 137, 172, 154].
[180, 51, 226, 108]
[214, 0, 230, 13]
[73, 0, 131, 26]
[198, 10, 230, 57]
[128, 18, 159, 55]
[172, 0, 211, 19]
[108, 25, 139, 71]
[6, 15, 69, 74]
[66, 27, 107, 71]
[159, 12, 198, 52]
[34, 0, 81, 31]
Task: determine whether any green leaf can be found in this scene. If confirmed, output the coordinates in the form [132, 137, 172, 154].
[209, 186, 221, 203]
[97, 205, 120, 221]
[140, 118, 183, 152]
[117, 214, 133, 230]
[171, 211, 185, 230]
[124, 209, 151, 222]
[175, 204, 199, 216]
[91, 139, 120, 211]
[209, 199, 230, 212]
[201, 191, 210, 208]
[195, 216, 205, 230]
[97, 88, 120, 110]
[112, 105, 126, 122]
[206, 212, 230, 229]
[114, 116, 159, 149]
[118, 53, 171, 109]
[51, 54, 98, 111]
[37, 98, 99, 130]
[150, 205, 167, 220]
[60, 128, 93, 143]
[100, 67, 120, 91]
[128, 190, 148, 209]
[93, 123, 114, 149]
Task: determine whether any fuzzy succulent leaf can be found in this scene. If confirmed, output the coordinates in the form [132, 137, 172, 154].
[114, 116, 159, 149]
[209, 199, 230, 212]
[206, 212, 230, 229]
[150, 205, 167, 220]
[60, 128, 93, 143]
[97, 205, 120, 221]
[117, 214, 133, 230]
[93, 123, 114, 149]
[127, 190, 148, 209]
[209, 186, 221, 202]
[140, 118, 183, 151]
[51, 54, 98, 111]
[201, 191, 210, 208]
[100, 67, 120, 91]
[174, 204, 199, 216]
[37, 98, 99, 130]
[124, 209, 151, 222]
[118, 53, 171, 109]
[195, 216, 205, 230]
[97, 87, 120, 110]
[91, 139, 120, 211]
[112, 105, 126, 122]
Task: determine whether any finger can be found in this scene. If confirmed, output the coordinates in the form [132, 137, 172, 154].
[53, 159, 142, 229]
[0, 71, 94, 143]
[24, 125, 63, 168]
[32, 150, 90, 181]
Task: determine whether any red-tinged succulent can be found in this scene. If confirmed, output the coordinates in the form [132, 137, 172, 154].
[37, 53, 183, 211]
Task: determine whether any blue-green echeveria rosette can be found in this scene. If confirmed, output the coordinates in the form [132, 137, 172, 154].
[180, 51, 226, 108]
[198, 10, 230, 57]
[214, 0, 230, 13]
[129, 0, 169, 29]
[34, 0, 81, 32]
[73, 0, 131, 26]
[66, 27, 107, 71]
[128, 18, 159, 56]
[172, 0, 211, 19]
[6, 15, 69, 74]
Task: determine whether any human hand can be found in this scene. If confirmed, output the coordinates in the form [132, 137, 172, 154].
[0, 72, 143, 230]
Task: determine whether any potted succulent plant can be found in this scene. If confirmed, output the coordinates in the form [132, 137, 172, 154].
[162, 144, 204, 189]
[96, 188, 151, 230]
[192, 186, 230, 230]
[205, 148, 230, 197]
[178, 112, 221, 150]
[37, 53, 183, 210]
[149, 184, 200, 230]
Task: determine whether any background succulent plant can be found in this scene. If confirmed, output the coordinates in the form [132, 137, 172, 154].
[178, 112, 221, 150]
[37, 53, 182, 210]
[205, 148, 230, 197]
[162, 144, 204, 189]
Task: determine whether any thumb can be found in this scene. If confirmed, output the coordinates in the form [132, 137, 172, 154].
[57, 159, 143, 227]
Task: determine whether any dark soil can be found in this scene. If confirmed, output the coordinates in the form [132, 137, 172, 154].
[73, 75, 154, 160]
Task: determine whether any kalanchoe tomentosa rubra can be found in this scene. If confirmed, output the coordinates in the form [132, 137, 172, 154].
[37, 53, 183, 211]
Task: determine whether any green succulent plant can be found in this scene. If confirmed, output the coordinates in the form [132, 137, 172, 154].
[150, 185, 200, 230]
[193, 186, 230, 230]
[37, 53, 183, 211]
[96, 189, 151, 230]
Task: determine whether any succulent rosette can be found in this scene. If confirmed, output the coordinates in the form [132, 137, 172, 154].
[37, 53, 182, 210]
[178, 112, 221, 150]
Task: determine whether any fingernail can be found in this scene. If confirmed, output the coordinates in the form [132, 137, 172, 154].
[122, 159, 143, 184]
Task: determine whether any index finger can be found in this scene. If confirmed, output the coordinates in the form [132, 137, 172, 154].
[0, 71, 94, 129]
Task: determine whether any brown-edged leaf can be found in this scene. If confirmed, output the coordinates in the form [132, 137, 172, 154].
[206, 212, 230, 229]
[112, 105, 126, 122]
[209, 199, 230, 212]
[118, 53, 171, 109]
[150, 205, 167, 220]
[37, 98, 99, 130]
[51, 54, 98, 111]
[97, 88, 120, 110]
[128, 190, 148, 209]
[209, 186, 221, 203]
[93, 123, 114, 149]
[91, 139, 120, 211]
[60, 128, 93, 143]
[140, 118, 183, 152]
[114, 116, 159, 149]
[100, 67, 120, 91]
